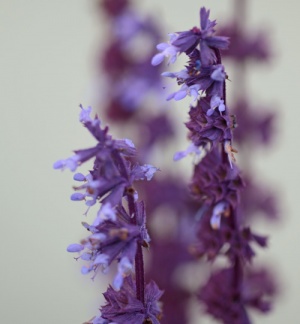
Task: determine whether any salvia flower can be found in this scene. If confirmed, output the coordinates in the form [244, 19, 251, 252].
[154, 6, 276, 323]
[153, 7, 229, 99]
[186, 98, 233, 149]
[101, 276, 163, 324]
[54, 105, 157, 215]
[171, 8, 229, 63]
[54, 105, 162, 320]
[152, 8, 232, 155]
[190, 148, 243, 209]
[151, 37, 180, 66]
[69, 202, 149, 287]
[191, 212, 268, 262]
[198, 267, 276, 323]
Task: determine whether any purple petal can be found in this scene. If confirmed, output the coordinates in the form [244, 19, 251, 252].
[67, 243, 84, 252]
[210, 213, 221, 230]
[161, 72, 176, 78]
[73, 173, 86, 181]
[151, 53, 165, 66]
[206, 108, 215, 116]
[166, 92, 176, 101]
[211, 66, 226, 82]
[93, 254, 109, 266]
[156, 43, 169, 51]
[173, 151, 187, 161]
[80, 252, 92, 261]
[200, 7, 210, 30]
[140, 164, 159, 181]
[81, 266, 91, 275]
[206, 36, 230, 50]
[53, 160, 64, 169]
[219, 102, 226, 112]
[174, 90, 187, 101]
[70, 193, 85, 201]
[79, 105, 93, 123]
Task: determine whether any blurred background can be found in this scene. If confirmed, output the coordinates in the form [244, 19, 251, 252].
[0, 0, 298, 323]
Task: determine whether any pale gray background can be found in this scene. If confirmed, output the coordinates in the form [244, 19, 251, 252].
[0, 0, 298, 323]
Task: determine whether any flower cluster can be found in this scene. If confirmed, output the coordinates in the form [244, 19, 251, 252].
[101, 276, 163, 324]
[153, 7, 276, 323]
[152, 8, 229, 110]
[54, 106, 162, 321]
[153, 8, 239, 170]
[198, 267, 276, 323]
[189, 149, 267, 263]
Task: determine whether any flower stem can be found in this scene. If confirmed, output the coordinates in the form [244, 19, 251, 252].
[113, 150, 146, 303]
[135, 243, 145, 304]
[127, 187, 145, 304]
[217, 47, 243, 302]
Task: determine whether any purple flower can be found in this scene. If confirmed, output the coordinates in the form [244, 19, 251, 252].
[190, 148, 243, 209]
[166, 83, 201, 102]
[192, 212, 268, 262]
[151, 37, 180, 66]
[198, 267, 276, 323]
[152, 7, 229, 66]
[101, 276, 163, 324]
[73, 201, 149, 287]
[170, 8, 229, 65]
[207, 95, 225, 116]
[152, 4, 279, 323]
[54, 106, 158, 213]
[188, 64, 227, 97]
[186, 98, 233, 148]
[198, 7, 230, 65]
[54, 106, 160, 295]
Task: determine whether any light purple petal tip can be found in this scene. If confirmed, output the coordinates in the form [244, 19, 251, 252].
[79, 106, 92, 123]
[173, 151, 186, 161]
[80, 253, 92, 261]
[70, 192, 85, 201]
[161, 72, 176, 78]
[166, 92, 176, 101]
[141, 164, 159, 181]
[73, 173, 86, 181]
[211, 66, 225, 82]
[219, 102, 226, 112]
[174, 90, 187, 101]
[81, 266, 90, 275]
[156, 43, 168, 51]
[93, 254, 109, 266]
[174, 144, 201, 161]
[151, 53, 165, 66]
[210, 213, 221, 230]
[113, 273, 124, 291]
[206, 108, 214, 116]
[124, 138, 135, 148]
[53, 160, 63, 169]
[67, 243, 84, 253]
